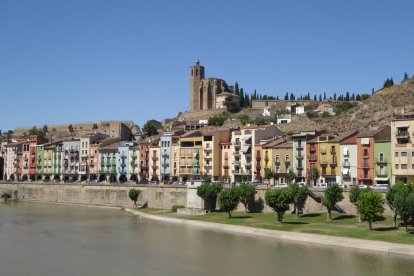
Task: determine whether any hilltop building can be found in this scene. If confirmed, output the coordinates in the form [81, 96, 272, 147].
[189, 60, 234, 112]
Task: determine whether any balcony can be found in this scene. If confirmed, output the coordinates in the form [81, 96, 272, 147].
[297, 144, 304, 150]
[245, 161, 252, 167]
[330, 159, 337, 167]
[232, 160, 241, 165]
[232, 170, 242, 175]
[343, 161, 350, 167]
[275, 159, 281, 165]
[330, 148, 336, 154]
[264, 155, 269, 162]
[396, 131, 409, 139]
[363, 155, 369, 159]
[375, 158, 387, 164]
[362, 163, 370, 169]
[204, 148, 212, 152]
[285, 158, 290, 164]
[297, 164, 303, 169]
[234, 141, 241, 147]
[295, 154, 303, 160]
[376, 170, 388, 177]
[152, 157, 159, 161]
[244, 170, 252, 175]
[233, 152, 240, 157]
[320, 159, 328, 166]
[309, 156, 317, 162]
[310, 146, 316, 152]
[256, 155, 261, 162]
[359, 174, 371, 180]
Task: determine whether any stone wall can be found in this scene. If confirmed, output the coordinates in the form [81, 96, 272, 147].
[0, 183, 187, 209]
[0, 183, 393, 216]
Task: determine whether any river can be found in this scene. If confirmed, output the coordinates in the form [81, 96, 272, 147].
[1, 202, 413, 276]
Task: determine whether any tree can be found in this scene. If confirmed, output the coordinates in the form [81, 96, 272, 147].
[394, 184, 414, 233]
[308, 167, 319, 186]
[128, 189, 140, 207]
[322, 184, 344, 221]
[264, 168, 273, 183]
[219, 188, 240, 218]
[286, 170, 296, 184]
[142, 121, 158, 137]
[1, 192, 12, 202]
[333, 93, 337, 101]
[290, 93, 295, 101]
[323, 92, 326, 100]
[239, 89, 245, 108]
[345, 91, 350, 101]
[197, 182, 223, 212]
[42, 125, 48, 136]
[357, 190, 385, 230]
[208, 113, 227, 126]
[289, 184, 309, 218]
[360, 94, 370, 100]
[223, 95, 241, 113]
[234, 81, 240, 95]
[402, 72, 409, 83]
[237, 183, 256, 213]
[386, 183, 406, 228]
[284, 92, 289, 101]
[383, 78, 394, 88]
[349, 185, 364, 222]
[265, 188, 292, 223]
[244, 93, 250, 108]
[314, 95, 317, 101]
[356, 94, 361, 101]
[67, 124, 74, 135]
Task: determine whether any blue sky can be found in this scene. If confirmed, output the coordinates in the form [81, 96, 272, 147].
[1, 0, 413, 131]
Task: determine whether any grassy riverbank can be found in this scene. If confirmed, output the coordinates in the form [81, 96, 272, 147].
[179, 211, 414, 245]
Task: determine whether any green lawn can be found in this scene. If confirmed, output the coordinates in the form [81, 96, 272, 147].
[182, 211, 414, 245]
[136, 208, 173, 215]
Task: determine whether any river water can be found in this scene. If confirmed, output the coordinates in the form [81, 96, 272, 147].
[1, 202, 413, 276]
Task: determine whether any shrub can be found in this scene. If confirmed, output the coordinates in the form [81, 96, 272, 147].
[171, 205, 185, 213]
[219, 188, 240, 218]
[128, 189, 140, 207]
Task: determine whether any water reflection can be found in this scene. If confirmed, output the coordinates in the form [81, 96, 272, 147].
[1, 202, 413, 276]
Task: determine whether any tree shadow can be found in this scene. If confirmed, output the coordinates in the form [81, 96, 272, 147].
[248, 197, 264, 213]
[301, 213, 322, 218]
[231, 215, 252, 219]
[333, 215, 356, 220]
[373, 227, 397, 232]
[282, 221, 309, 225]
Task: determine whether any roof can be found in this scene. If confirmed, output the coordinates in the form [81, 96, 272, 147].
[357, 126, 389, 138]
[340, 136, 357, 145]
[274, 141, 293, 149]
[5, 141, 25, 147]
[100, 142, 119, 150]
[255, 125, 285, 144]
[330, 130, 358, 142]
[262, 137, 289, 149]
[180, 130, 203, 138]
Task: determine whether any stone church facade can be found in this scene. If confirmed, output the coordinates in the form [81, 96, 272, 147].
[189, 60, 234, 112]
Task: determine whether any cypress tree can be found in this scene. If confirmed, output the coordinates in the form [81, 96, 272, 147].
[239, 89, 245, 108]
[323, 92, 326, 100]
[345, 91, 350, 101]
[314, 95, 317, 101]
[319, 95, 322, 101]
[234, 82, 240, 95]
[284, 92, 289, 100]
[333, 93, 337, 101]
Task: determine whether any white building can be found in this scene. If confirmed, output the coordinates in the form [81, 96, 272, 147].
[340, 137, 358, 186]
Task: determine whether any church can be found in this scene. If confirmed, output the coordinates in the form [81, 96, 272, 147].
[189, 60, 236, 112]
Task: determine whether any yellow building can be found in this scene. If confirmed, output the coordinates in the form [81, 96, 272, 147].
[170, 135, 181, 181]
[261, 137, 289, 184]
[179, 131, 204, 181]
[318, 131, 358, 184]
[202, 130, 230, 181]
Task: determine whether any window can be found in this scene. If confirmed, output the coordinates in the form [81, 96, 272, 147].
[401, 152, 407, 157]
[395, 152, 398, 157]
[395, 164, 399, 169]
[412, 151, 414, 157]
[379, 153, 384, 162]
[401, 164, 408, 169]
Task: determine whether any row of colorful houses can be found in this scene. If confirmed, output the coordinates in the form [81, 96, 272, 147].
[2, 112, 414, 185]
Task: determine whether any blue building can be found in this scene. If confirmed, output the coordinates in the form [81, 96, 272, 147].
[117, 142, 134, 182]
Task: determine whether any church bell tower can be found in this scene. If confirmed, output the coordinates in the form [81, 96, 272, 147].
[190, 59, 205, 112]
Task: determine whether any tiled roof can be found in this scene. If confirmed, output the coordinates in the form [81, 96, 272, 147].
[274, 141, 293, 149]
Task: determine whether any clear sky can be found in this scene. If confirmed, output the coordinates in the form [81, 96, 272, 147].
[1, 0, 413, 131]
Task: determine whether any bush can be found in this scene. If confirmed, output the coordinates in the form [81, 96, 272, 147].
[219, 188, 240, 218]
[171, 205, 185, 213]
[208, 113, 228, 126]
[128, 189, 140, 207]
[264, 188, 293, 223]
[197, 182, 223, 212]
